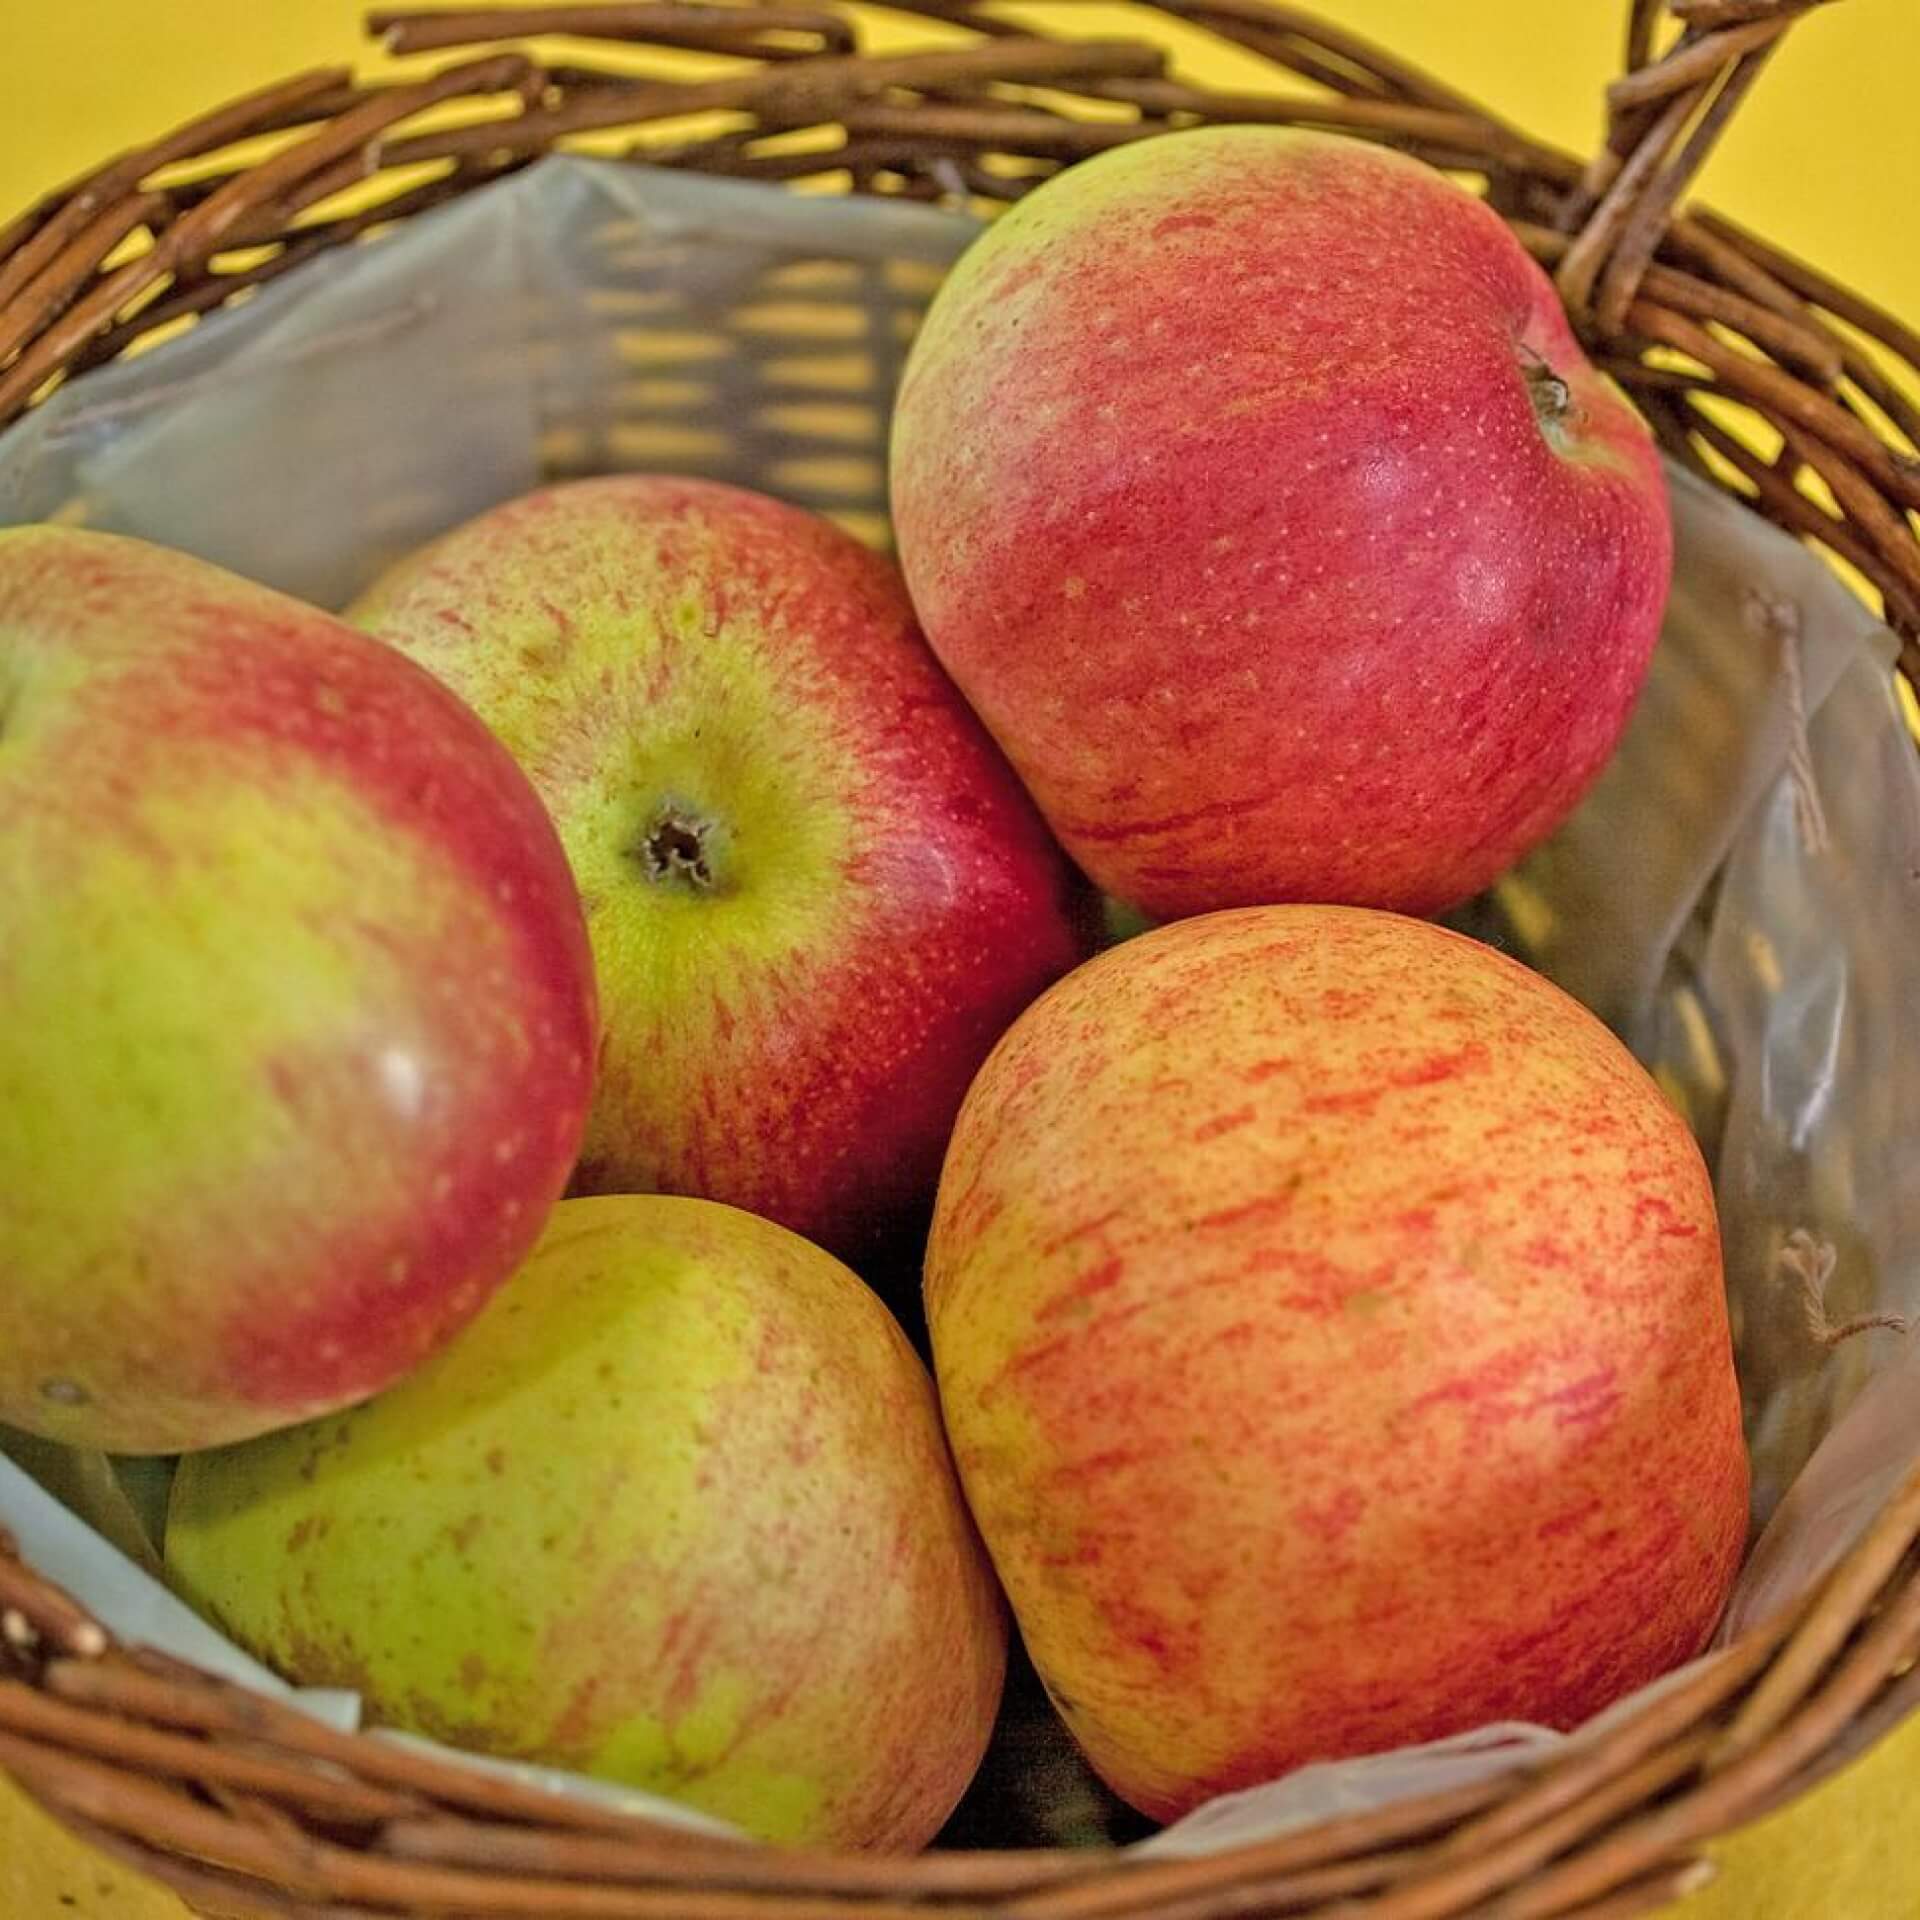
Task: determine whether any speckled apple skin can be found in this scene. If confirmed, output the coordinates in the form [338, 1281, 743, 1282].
[352, 477, 1086, 1259]
[168, 1195, 1008, 1851]
[890, 127, 1673, 920]
[0, 528, 595, 1454]
[926, 906, 1747, 1821]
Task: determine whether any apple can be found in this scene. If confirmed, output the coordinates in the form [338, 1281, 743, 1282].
[889, 126, 1673, 921]
[350, 476, 1087, 1260]
[167, 1193, 1009, 1850]
[925, 905, 1747, 1820]
[0, 527, 596, 1455]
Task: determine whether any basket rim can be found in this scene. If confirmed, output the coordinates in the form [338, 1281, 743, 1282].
[5, 1465, 1920, 1916]
[3, 3, 1919, 1916]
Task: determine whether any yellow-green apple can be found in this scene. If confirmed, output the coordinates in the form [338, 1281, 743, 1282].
[350, 476, 1086, 1259]
[890, 127, 1673, 921]
[167, 1194, 1008, 1850]
[926, 906, 1746, 1820]
[0, 528, 596, 1455]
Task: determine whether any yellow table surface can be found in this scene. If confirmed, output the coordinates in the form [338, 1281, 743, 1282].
[1, 4, 1915, 1916]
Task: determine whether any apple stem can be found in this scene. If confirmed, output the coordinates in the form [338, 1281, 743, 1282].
[1520, 348, 1575, 442]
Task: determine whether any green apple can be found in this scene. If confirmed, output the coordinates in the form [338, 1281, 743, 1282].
[166, 1195, 1008, 1850]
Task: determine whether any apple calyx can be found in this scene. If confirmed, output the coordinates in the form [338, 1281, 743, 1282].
[636, 803, 729, 896]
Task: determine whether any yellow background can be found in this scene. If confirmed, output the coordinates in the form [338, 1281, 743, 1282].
[1, 0, 1913, 327]
[1, 2, 1915, 1915]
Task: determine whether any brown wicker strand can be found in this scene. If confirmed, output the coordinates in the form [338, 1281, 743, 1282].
[0, 52, 544, 422]
[1421, 1622, 1794, 1870]
[1625, 301, 1920, 507]
[1474, 1555, 1920, 1917]
[1635, 263, 1841, 380]
[47, 1814, 354, 1920]
[378, 1816, 1094, 1896]
[63, 165, 519, 388]
[1624, 0, 1669, 72]
[1679, 404, 1920, 644]
[0, 1727, 340, 1892]
[1834, 352, 1920, 462]
[1119, 1850, 1419, 1920]
[369, 3, 861, 58]
[0, 1680, 421, 1825]
[6, 1717, 978, 1920]
[1546, 1862, 1721, 1920]
[1773, 422, 1920, 609]
[0, 66, 352, 293]
[1004, 1783, 1530, 1920]
[1691, 204, 1920, 373]
[1510, 220, 1845, 380]
[40, 1656, 892, 1848]
[1671, 0, 1836, 26]
[1555, 82, 1703, 318]
[0, 191, 174, 367]
[1591, 42, 1781, 333]
[1605, 15, 1787, 110]
[324, 39, 1167, 178]
[2, 5, 1919, 1917]
[0, 1532, 108, 1659]
[1709, 1463, 1920, 1763]
[1346, 1735, 1717, 1920]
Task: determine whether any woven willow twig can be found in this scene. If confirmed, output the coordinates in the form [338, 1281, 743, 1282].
[0, 0, 1914, 680]
[2, 3, 1918, 1916]
[1, 1469, 1918, 1918]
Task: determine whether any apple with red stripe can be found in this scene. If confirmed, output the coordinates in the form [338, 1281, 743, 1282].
[927, 906, 1747, 1819]
[0, 529, 596, 1455]
[891, 126, 1673, 921]
[352, 476, 1088, 1260]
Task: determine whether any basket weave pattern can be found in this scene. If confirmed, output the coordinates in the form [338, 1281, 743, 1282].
[3, 3, 1919, 1915]
[2, 0, 1916, 674]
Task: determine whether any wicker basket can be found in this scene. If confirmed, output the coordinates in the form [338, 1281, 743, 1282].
[3, 2, 1919, 1914]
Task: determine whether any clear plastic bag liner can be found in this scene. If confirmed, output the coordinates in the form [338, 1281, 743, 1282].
[3, 154, 1917, 1852]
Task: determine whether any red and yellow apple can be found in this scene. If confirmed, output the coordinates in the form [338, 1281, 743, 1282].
[926, 906, 1747, 1820]
[890, 126, 1673, 921]
[0, 528, 596, 1455]
[167, 1194, 1008, 1850]
[351, 476, 1086, 1259]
